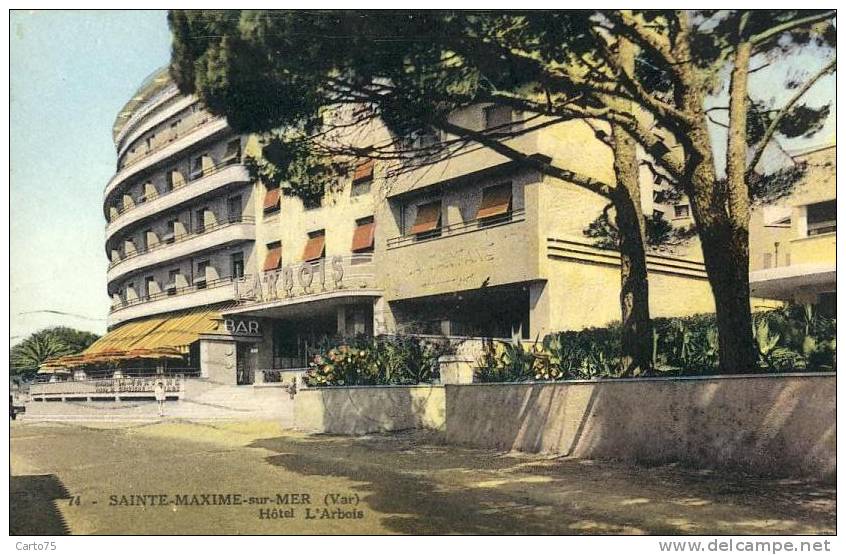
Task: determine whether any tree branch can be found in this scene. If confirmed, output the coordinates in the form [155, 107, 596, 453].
[749, 10, 836, 51]
[746, 57, 836, 177]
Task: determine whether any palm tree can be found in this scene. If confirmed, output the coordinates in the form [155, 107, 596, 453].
[10, 333, 73, 376]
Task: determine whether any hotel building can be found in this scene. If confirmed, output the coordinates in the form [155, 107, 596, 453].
[81, 68, 734, 387]
[749, 144, 836, 316]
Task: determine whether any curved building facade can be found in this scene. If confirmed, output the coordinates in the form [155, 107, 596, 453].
[85, 69, 721, 386]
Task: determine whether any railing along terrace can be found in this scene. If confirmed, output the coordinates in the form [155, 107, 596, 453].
[117, 111, 217, 171]
[108, 156, 244, 224]
[114, 85, 181, 150]
[30, 371, 199, 397]
[111, 274, 241, 313]
[109, 215, 255, 269]
[386, 208, 525, 249]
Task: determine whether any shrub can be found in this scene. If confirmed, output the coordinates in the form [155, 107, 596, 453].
[474, 304, 835, 382]
[302, 334, 455, 387]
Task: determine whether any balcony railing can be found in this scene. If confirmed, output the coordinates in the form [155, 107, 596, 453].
[109, 215, 255, 270]
[30, 372, 198, 399]
[386, 208, 525, 249]
[118, 112, 217, 171]
[111, 274, 244, 313]
[108, 157, 244, 224]
[114, 85, 181, 149]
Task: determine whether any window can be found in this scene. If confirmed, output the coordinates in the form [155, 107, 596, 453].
[352, 159, 374, 185]
[302, 230, 326, 262]
[263, 242, 282, 272]
[167, 269, 180, 295]
[143, 276, 156, 299]
[351, 177, 371, 196]
[166, 169, 180, 191]
[190, 155, 205, 180]
[165, 220, 177, 243]
[351, 216, 376, 253]
[169, 119, 181, 141]
[196, 261, 209, 288]
[484, 105, 512, 129]
[807, 200, 836, 236]
[231, 252, 245, 278]
[653, 209, 665, 219]
[196, 207, 209, 233]
[263, 186, 281, 214]
[477, 183, 513, 223]
[126, 282, 135, 300]
[762, 253, 773, 269]
[227, 195, 242, 223]
[143, 228, 155, 250]
[410, 201, 442, 239]
[674, 204, 691, 219]
[145, 134, 155, 153]
[303, 196, 322, 210]
[223, 139, 241, 164]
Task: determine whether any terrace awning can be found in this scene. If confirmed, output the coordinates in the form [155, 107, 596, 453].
[83, 304, 234, 356]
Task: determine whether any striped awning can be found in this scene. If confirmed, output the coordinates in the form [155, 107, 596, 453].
[84, 304, 234, 356]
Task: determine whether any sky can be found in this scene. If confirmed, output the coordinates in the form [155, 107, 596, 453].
[7, 11, 836, 345]
[10, 10, 172, 343]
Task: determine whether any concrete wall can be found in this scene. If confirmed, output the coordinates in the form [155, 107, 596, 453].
[294, 385, 445, 434]
[445, 374, 835, 480]
[538, 239, 716, 333]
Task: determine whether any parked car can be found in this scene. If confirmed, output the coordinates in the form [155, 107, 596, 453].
[10, 394, 25, 420]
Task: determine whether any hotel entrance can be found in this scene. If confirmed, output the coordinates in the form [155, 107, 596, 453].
[220, 297, 378, 374]
[270, 303, 374, 369]
[236, 342, 256, 385]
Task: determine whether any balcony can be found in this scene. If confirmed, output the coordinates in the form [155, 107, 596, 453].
[105, 116, 230, 201]
[387, 208, 525, 249]
[109, 275, 242, 326]
[105, 161, 250, 242]
[107, 216, 256, 285]
[387, 127, 543, 197]
[790, 231, 836, 266]
[116, 90, 191, 158]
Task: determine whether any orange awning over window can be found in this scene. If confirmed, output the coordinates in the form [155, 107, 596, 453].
[477, 183, 513, 219]
[263, 187, 281, 211]
[410, 201, 442, 234]
[302, 233, 326, 261]
[352, 159, 374, 184]
[263, 244, 282, 271]
[351, 219, 376, 252]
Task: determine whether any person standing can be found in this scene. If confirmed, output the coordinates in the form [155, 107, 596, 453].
[154, 380, 166, 417]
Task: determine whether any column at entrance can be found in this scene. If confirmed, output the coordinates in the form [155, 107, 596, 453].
[199, 336, 238, 385]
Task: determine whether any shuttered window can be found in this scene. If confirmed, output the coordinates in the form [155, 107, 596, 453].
[302, 230, 326, 262]
[409, 201, 442, 235]
[263, 187, 281, 213]
[351, 217, 376, 253]
[263, 242, 282, 272]
[476, 183, 513, 220]
[352, 159, 374, 184]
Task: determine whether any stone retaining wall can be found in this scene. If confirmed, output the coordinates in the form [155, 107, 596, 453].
[445, 373, 835, 480]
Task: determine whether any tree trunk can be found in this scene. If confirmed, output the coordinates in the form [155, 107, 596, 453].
[673, 17, 758, 374]
[611, 37, 653, 376]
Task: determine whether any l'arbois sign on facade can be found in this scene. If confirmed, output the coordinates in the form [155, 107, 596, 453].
[234, 256, 346, 305]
